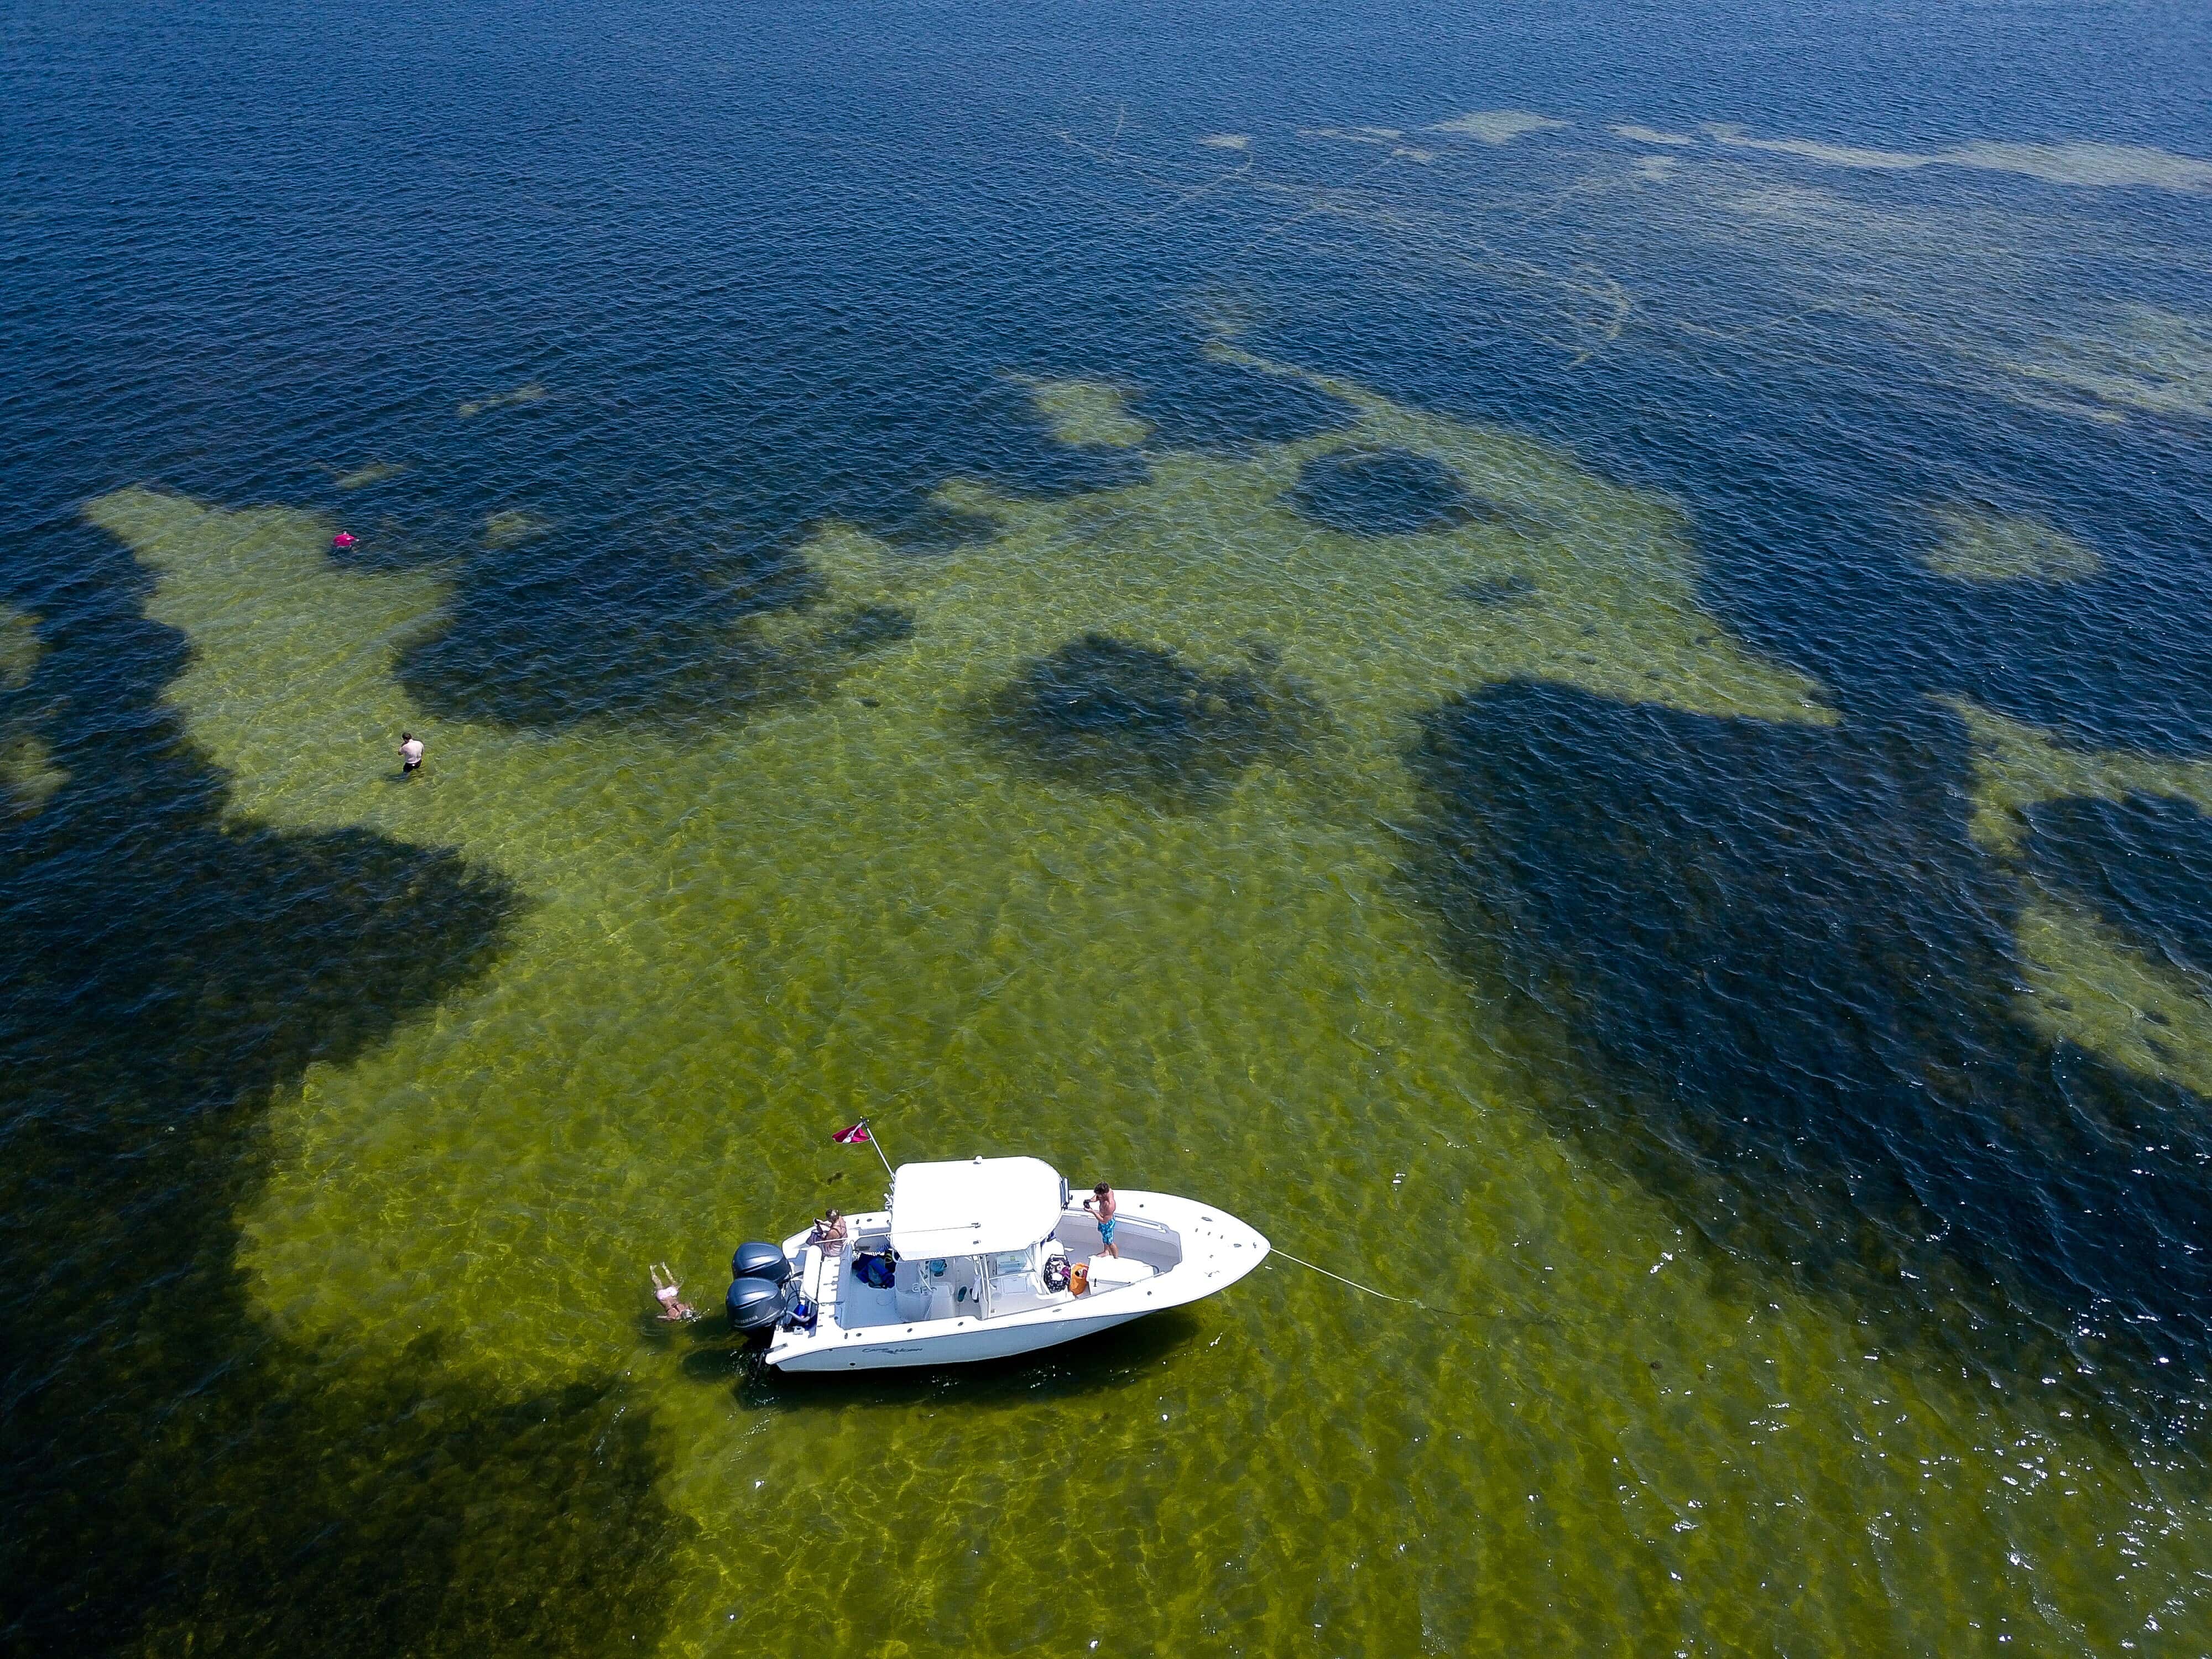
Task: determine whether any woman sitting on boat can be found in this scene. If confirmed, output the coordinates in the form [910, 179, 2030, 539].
[810, 1208, 847, 1249]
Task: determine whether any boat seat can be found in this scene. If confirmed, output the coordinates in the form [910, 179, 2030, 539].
[893, 1256, 932, 1322]
[1086, 1256, 1155, 1293]
[992, 1244, 1070, 1312]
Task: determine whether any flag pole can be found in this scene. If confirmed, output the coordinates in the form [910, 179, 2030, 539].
[863, 1118, 895, 1180]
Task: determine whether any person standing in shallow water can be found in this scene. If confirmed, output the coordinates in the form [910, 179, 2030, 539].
[398, 731, 424, 775]
[1084, 1181, 1119, 1258]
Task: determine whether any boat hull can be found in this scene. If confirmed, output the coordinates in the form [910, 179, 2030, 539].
[771, 1303, 1155, 1371]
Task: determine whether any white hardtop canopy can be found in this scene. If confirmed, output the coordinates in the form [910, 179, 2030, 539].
[889, 1156, 1067, 1259]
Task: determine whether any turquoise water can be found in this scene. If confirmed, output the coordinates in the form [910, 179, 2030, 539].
[6, 1, 2212, 1653]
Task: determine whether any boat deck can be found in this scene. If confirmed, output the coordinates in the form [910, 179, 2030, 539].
[794, 1206, 1183, 1333]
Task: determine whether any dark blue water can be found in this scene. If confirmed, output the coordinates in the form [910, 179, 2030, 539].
[6, 0, 2212, 1651]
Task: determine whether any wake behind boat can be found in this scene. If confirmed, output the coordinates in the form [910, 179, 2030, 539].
[726, 1155, 1270, 1371]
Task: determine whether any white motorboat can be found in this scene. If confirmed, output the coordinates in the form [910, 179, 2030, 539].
[727, 1155, 1270, 1371]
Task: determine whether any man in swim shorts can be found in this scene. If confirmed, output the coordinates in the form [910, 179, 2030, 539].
[398, 731, 424, 775]
[1084, 1181, 1120, 1258]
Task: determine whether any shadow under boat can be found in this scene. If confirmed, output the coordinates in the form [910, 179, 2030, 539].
[678, 1304, 1207, 1409]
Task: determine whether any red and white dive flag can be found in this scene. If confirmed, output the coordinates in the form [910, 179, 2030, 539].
[832, 1121, 872, 1145]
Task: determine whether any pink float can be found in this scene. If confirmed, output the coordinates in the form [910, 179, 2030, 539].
[331, 531, 357, 551]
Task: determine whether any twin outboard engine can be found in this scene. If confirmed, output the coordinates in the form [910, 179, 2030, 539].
[732, 1241, 792, 1286]
[727, 1241, 795, 1340]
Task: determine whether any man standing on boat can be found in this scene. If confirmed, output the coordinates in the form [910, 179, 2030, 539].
[1085, 1182, 1120, 1258]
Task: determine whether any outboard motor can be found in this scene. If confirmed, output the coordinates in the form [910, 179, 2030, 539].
[731, 1240, 792, 1286]
[727, 1275, 792, 1340]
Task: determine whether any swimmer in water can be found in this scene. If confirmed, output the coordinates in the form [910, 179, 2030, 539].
[398, 731, 424, 775]
[649, 1262, 696, 1322]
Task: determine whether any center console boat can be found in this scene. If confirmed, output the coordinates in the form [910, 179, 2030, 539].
[726, 1155, 1270, 1372]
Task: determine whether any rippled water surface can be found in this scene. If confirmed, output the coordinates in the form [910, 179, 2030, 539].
[7, 0, 2212, 1652]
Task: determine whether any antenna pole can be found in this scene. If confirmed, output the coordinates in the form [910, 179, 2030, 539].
[864, 1118, 895, 1180]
